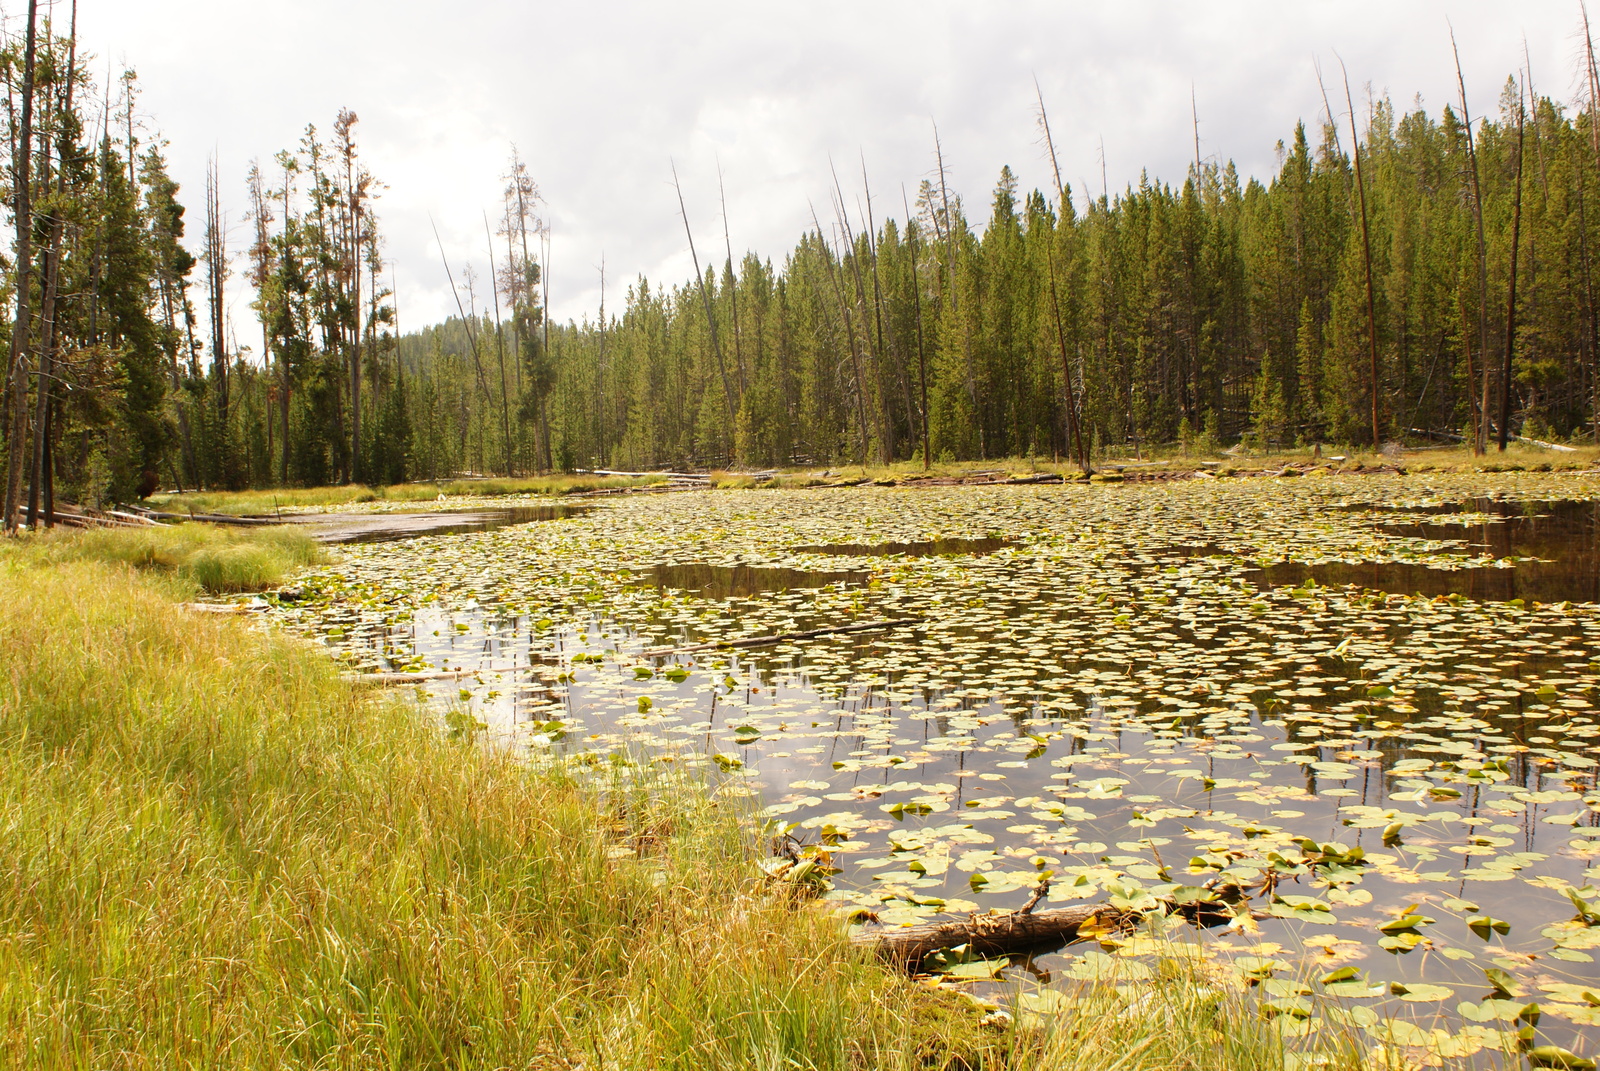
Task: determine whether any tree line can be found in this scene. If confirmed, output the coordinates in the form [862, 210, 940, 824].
[2, 3, 1596, 527]
[409, 61, 1589, 477]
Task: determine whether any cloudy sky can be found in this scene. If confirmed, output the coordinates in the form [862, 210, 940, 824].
[78, 0, 1587, 342]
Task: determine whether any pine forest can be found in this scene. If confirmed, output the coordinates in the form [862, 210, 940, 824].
[2, 4, 1596, 518]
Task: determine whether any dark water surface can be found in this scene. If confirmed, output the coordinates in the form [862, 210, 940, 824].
[302, 503, 594, 544]
[792, 537, 1017, 557]
[1250, 499, 1600, 603]
[642, 563, 869, 596]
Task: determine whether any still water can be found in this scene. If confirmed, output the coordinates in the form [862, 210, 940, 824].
[277, 476, 1600, 1060]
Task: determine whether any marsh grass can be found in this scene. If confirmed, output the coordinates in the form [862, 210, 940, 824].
[140, 442, 1595, 517]
[0, 537, 1367, 1069]
[28, 522, 324, 594]
[28, 522, 323, 594]
[1006, 964, 1367, 1071]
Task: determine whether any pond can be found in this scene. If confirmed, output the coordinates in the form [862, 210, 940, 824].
[272, 473, 1600, 1064]
[283, 502, 594, 544]
[1251, 498, 1600, 603]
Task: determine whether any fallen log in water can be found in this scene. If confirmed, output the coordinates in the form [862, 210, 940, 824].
[345, 670, 479, 686]
[638, 617, 922, 659]
[105, 509, 160, 526]
[850, 904, 1125, 966]
[343, 666, 546, 686]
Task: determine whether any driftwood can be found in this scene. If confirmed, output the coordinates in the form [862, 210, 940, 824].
[105, 509, 159, 526]
[344, 669, 490, 686]
[639, 617, 921, 659]
[587, 468, 690, 479]
[1409, 426, 1578, 452]
[10, 502, 149, 530]
[120, 504, 284, 526]
[343, 665, 557, 687]
[850, 904, 1124, 966]
[182, 512, 282, 526]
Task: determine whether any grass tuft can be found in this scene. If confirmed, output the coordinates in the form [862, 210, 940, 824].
[26, 522, 322, 593]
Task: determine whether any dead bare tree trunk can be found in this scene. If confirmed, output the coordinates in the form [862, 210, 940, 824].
[204, 157, 229, 482]
[831, 161, 888, 464]
[1584, 5, 1600, 442]
[540, 224, 553, 472]
[483, 211, 513, 475]
[1034, 79, 1091, 473]
[335, 110, 364, 483]
[902, 184, 931, 471]
[859, 156, 898, 463]
[1339, 57, 1383, 450]
[3, 0, 38, 532]
[671, 161, 738, 442]
[1450, 29, 1491, 454]
[30, 4, 75, 526]
[1499, 77, 1526, 451]
[245, 160, 277, 482]
[430, 217, 497, 472]
[932, 122, 982, 457]
[717, 162, 746, 398]
[596, 257, 607, 467]
[808, 201, 871, 467]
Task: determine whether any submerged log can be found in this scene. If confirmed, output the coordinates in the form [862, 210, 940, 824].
[638, 617, 922, 659]
[344, 669, 491, 686]
[850, 904, 1125, 966]
[343, 666, 548, 687]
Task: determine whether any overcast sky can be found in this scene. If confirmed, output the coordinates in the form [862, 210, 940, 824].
[74, 0, 1589, 344]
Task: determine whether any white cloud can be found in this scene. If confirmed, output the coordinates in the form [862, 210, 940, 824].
[77, 0, 1582, 341]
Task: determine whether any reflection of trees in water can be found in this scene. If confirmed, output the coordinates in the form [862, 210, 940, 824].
[1253, 499, 1600, 603]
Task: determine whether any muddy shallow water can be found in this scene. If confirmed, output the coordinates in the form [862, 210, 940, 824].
[274, 473, 1600, 1063]
[281, 502, 593, 544]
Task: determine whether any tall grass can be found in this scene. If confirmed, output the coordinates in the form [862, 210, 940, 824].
[31, 522, 322, 593]
[0, 559, 906, 1067]
[0, 540, 1363, 1069]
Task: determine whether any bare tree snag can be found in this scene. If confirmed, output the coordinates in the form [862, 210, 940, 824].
[1499, 77, 1526, 451]
[2, 0, 38, 533]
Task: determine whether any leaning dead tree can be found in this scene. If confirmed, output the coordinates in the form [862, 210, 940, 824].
[1034, 77, 1091, 472]
[1450, 27, 1492, 454]
[671, 160, 738, 429]
[1331, 55, 1383, 450]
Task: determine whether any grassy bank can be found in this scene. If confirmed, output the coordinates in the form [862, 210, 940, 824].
[769, 442, 1599, 481]
[148, 473, 664, 516]
[139, 443, 1598, 513]
[0, 531, 1359, 1069]
[29, 522, 323, 593]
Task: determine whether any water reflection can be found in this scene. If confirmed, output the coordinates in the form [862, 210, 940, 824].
[642, 563, 868, 597]
[792, 537, 1016, 557]
[1253, 498, 1600, 602]
[309, 503, 594, 544]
